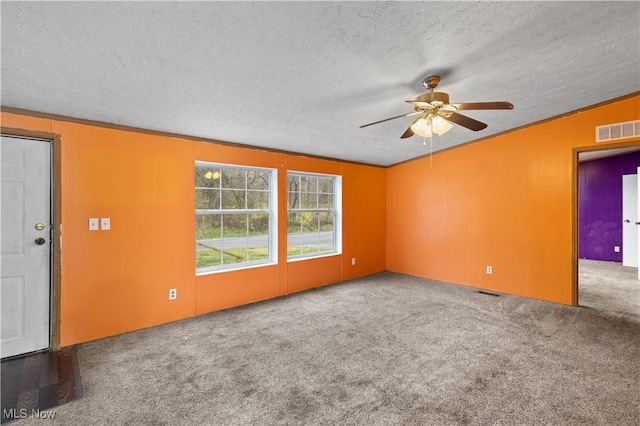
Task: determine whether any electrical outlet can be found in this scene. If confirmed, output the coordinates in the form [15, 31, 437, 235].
[614, 246, 620, 253]
[100, 218, 110, 230]
[88, 218, 99, 231]
[352, 257, 356, 266]
[486, 266, 493, 275]
[169, 288, 177, 300]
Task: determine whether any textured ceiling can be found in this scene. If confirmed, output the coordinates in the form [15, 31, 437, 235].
[1, 2, 639, 166]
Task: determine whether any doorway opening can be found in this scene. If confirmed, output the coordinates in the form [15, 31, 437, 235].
[1, 128, 61, 358]
[574, 141, 640, 317]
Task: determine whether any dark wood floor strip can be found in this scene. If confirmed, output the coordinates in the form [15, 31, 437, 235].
[1, 347, 82, 424]
[0, 358, 23, 419]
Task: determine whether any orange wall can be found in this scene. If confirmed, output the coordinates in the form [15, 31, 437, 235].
[386, 95, 640, 305]
[2, 94, 637, 345]
[1, 112, 386, 346]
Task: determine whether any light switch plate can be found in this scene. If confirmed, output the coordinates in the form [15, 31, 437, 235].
[89, 218, 99, 231]
[100, 218, 110, 230]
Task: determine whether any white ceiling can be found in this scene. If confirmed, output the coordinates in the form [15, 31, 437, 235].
[1, 2, 639, 166]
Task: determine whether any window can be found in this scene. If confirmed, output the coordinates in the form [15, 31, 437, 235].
[195, 162, 277, 273]
[287, 172, 341, 259]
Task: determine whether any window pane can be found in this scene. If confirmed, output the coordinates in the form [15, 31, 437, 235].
[287, 175, 300, 192]
[319, 211, 334, 231]
[317, 177, 333, 194]
[222, 214, 248, 238]
[221, 189, 246, 209]
[319, 234, 334, 252]
[196, 166, 221, 187]
[301, 192, 317, 209]
[286, 209, 337, 257]
[221, 168, 246, 189]
[300, 176, 317, 193]
[248, 213, 269, 261]
[221, 244, 248, 265]
[288, 191, 300, 209]
[300, 212, 320, 255]
[196, 214, 222, 269]
[318, 192, 333, 209]
[247, 190, 269, 209]
[220, 215, 249, 264]
[302, 212, 320, 234]
[287, 212, 302, 234]
[287, 212, 302, 255]
[247, 171, 270, 190]
[196, 214, 221, 240]
[196, 188, 220, 210]
[196, 243, 222, 269]
[249, 213, 270, 236]
[319, 212, 335, 252]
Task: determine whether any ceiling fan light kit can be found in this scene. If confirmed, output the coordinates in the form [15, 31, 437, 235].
[360, 75, 514, 141]
[410, 115, 454, 138]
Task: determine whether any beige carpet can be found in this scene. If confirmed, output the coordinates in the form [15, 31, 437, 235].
[16, 269, 640, 425]
[579, 259, 640, 318]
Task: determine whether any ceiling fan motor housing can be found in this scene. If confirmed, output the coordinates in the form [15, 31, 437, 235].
[414, 92, 451, 108]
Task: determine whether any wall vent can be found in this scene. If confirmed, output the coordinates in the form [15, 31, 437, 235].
[477, 290, 500, 297]
[596, 120, 640, 142]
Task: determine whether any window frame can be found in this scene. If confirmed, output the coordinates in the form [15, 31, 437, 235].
[195, 161, 278, 275]
[286, 171, 342, 261]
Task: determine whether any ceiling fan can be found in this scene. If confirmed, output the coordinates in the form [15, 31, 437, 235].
[360, 75, 514, 139]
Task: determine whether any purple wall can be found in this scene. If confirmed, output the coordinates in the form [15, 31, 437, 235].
[579, 151, 640, 261]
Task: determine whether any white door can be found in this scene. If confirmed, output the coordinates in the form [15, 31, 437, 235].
[1, 135, 51, 358]
[622, 174, 638, 268]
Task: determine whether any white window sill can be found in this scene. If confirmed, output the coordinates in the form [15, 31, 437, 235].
[287, 252, 341, 263]
[196, 260, 276, 276]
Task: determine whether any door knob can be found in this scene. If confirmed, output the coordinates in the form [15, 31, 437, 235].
[624, 219, 631, 223]
[636, 222, 640, 226]
[35, 238, 46, 245]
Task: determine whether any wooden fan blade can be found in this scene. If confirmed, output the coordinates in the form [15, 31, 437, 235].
[452, 102, 514, 110]
[405, 100, 435, 109]
[446, 112, 488, 131]
[400, 117, 421, 139]
[360, 111, 422, 128]
[400, 126, 414, 139]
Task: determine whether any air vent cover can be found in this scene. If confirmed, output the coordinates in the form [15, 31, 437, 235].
[596, 120, 640, 142]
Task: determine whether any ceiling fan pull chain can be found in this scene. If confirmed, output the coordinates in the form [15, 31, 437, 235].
[430, 135, 433, 168]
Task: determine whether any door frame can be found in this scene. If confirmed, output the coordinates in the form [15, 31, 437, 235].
[621, 173, 638, 267]
[1, 126, 62, 351]
[572, 139, 640, 306]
